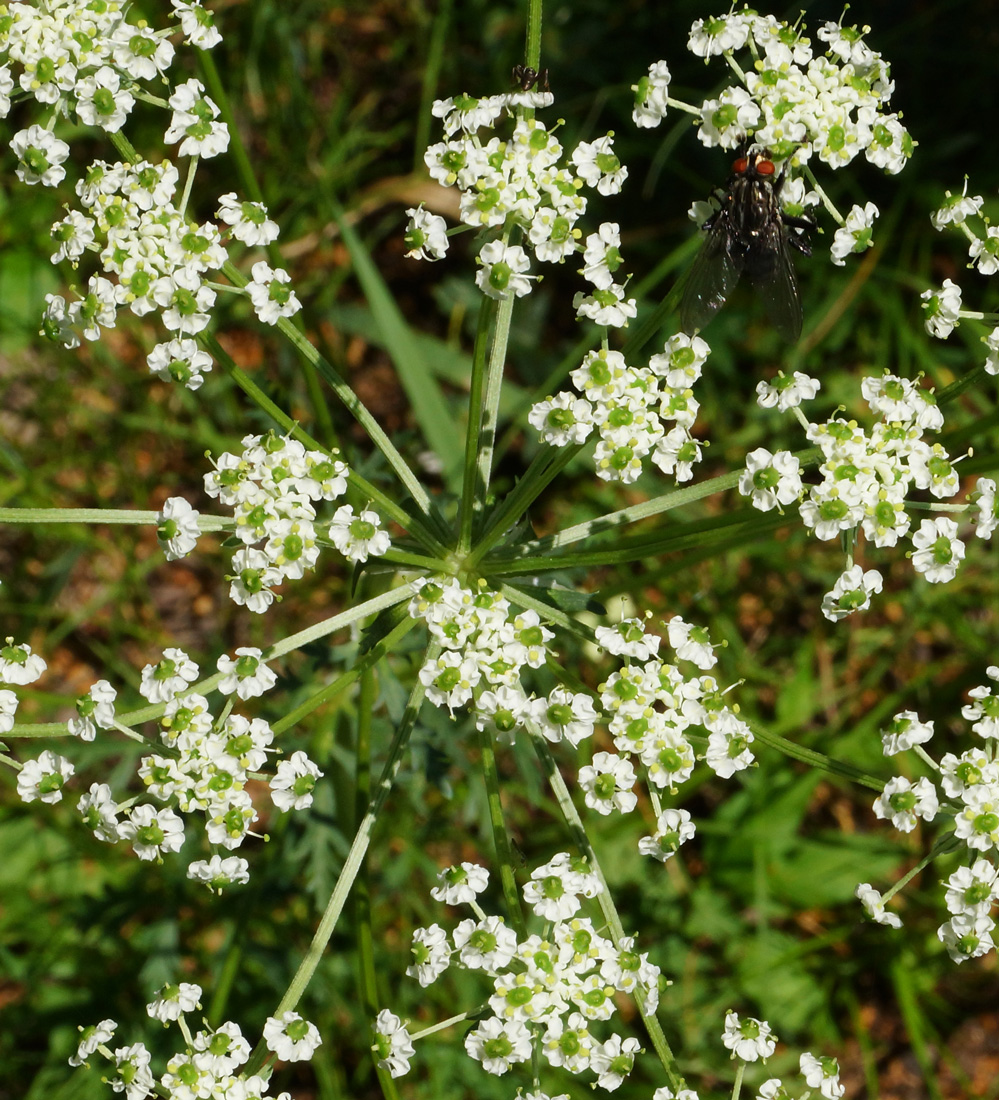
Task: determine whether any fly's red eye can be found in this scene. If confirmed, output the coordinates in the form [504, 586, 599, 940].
[732, 157, 749, 173]
[756, 159, 776, 175]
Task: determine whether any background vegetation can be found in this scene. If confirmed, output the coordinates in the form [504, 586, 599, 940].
[2, 1, 999, 1097]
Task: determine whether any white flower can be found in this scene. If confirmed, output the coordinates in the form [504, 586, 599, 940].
[407, 924, 452, 986]
[11, 125, 70, 186]
[148, 338, 213, 390]
[973, 477, 998, 538]
[69, 1019, 117, 1067]
[595, 618, 661, 660]
[800, 1052, 845, 1100]
[830, 202, 878, 265]
[688, 13, 751, 56]
[571, 134, 627, 195]
[372, 1009, 414, 1077]
[574, 284, 637, 328]
[639, 808, 696, 862]
[453, 915, 518, 972]
[855, 882, 902, 928]
[476, 240, 533, 299]
[920, 278, 962, 338]
[932, 181, 984, 229]
[17, 750, 74, 804]
[910, 517, 964, 583]
[532, 687, 600, 747]
[270, 750, 323, 811]
[938, 912, 996, 962]
[165, 79, 230, 157]
[117, 804, 185, 860]
[139, 648, 199, 703]
[880, 710, 934, 756]
[705, 711, 756, 778]
[944, 860, 998, 916]
[68, 679, 117, 740]
[0, 639, 47, 685]
[75, 65, 135, 132]
[78, 782, 120, 843]
[529, 392, 595, 446]
[172, 0, 224, 48]
[217, 193, 280, 245]
[578, 751, 638, 815]
[589, 1033, 641, 1090]
[970, 226, 999, 276]
[187, 854, 250, 890]
[430, 861, 489, 905]
[229, 546, 283, 613]
[109, 1043, 155, 1099]
[404, 205, 449, 260]
[632, 59, 672, 129]
[0, 689, 17, 734]
[146, 983, 202, 1023]
[246, 261, 301, 324]
[739, 448, 803, 512]
[263, 1011, 322, 1062]
[464, 1016, 533, 1075]
[157, 497, 201, 560]
[873, 776, 939, 832]
[667, 616, 716, 669]
[821, 565, 883, 622]
[756, 371, 820, 411]
[722, 1011, 777, 1062]
[698, 86, 760, 149]
[328, 505, 391, 562]
[216, 648, 277, 699]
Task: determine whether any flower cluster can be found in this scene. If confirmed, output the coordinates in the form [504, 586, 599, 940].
[922, 179, 999, 371]
[195, 431, 389, 612]
[530, 334, 711, 484]
[411, 578, 754, 836]
[409, 86, 638, 329]
[69, 994, 320, 1100]
[376, 854, 660, 1091]
[1, 2, 300, 378]
[737, 372, 992, 619]
[13, 643, 322, 889]
[634, 9, 912, 269]
[857, 670, 999, 963]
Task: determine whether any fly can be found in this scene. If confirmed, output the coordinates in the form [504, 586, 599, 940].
[680, 147, 813, 342]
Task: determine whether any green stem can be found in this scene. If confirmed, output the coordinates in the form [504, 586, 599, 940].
[244, 641, 440, 1076]
[221, 260, 450, 543]
[465, 444, 582, 570]
[476, 291, 516, 505]
[530, 733, 684, 1093]
[478, 725, 527, 937]
[458, 297, 496, 554]
[524, 0, 543, 70]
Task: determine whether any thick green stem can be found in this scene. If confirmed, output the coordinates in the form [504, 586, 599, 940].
[458, 297, 497, 554]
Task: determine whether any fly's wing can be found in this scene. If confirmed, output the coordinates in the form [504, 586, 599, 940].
[680, 216, 744, 337]
[746, 224, 803, 343]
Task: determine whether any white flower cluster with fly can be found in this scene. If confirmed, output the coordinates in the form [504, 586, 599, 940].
[857, 669, 999, 963]
[0, 2, 302, 374]
[407, 85, 638, 329]
[374, 853, 658, 1091]
[530, 334, 711, 485]
[10, 641, 321, 889]
[633, 9, 913, 270]
[197, 431, 390, 612]
[737, 371, 995, 619]
[922, 178, 999, 372]
[68, 992, 319, 1100]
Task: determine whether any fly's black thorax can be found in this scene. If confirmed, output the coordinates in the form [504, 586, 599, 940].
[729, 175, 780, 240]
